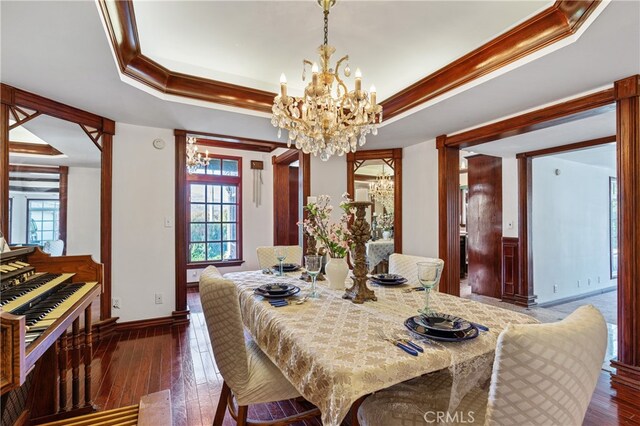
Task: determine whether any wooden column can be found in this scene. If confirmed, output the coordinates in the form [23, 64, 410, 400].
[101, 132, 113, 321]
[515, 156, 537, 306]
[71, 318, 80, 409]
[0, 103, 8, 238]
[84, 306, 93, 407]
[174, 130, 188, 314]
[58, 335, 68, 411]
[437, 136, 460, 296]
[611, 75, 640, 391]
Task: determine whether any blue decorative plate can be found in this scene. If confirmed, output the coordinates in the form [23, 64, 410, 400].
[415, 312, 471, 333]
[404, 316, 479, 342]
[258, 283, 296, 295]
[372, 273, 405, 282]
[272, 263, 301, 272]
[254, 285, 300, 299]
[370, 277, 408, 286]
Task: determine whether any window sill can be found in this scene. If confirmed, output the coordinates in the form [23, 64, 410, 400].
[186, 260, 245, 269]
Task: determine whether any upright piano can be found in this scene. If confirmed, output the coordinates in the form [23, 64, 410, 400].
[1, 247, 102, 425]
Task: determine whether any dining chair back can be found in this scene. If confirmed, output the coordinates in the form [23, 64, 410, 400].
[388, 253, 444, 289]
[256, 245, 303, 269]
[199, 266, 251, 392]
[485, 304, 607, 425]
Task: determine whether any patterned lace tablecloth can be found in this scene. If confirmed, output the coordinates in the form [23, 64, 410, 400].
[365, 239, 394, 269]
[225, 270, 538, 426]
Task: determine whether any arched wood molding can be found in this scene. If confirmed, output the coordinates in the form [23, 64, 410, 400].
[346, 148, 402, 254]
[0, 84, 115, 322]
[97, 0, 602, 120]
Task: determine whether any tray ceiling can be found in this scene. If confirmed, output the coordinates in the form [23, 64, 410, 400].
[133, 1, 550, 100]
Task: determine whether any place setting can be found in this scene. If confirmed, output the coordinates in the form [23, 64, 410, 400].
[368, 273, 407, 287]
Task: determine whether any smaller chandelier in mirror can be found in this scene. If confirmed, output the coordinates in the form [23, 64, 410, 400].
[186, 136, 209, 174]
[272, 0, 382, 161]
[369, 167, 394, 210]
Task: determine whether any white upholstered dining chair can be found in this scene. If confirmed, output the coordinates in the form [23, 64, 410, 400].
[388, 253, 444, 289]
[256, 245, 303, 269]
[358, 305, 607, 426]
[199, 266, 319, 426]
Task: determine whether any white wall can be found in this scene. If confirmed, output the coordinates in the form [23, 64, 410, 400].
[402, 140, 439, 257]
[310, 154, 347, 222]
[532, 156, 617, 304]
[66, 166, 100, 260]
[112, 123, 176, 322]
[502, 157, 519, 238]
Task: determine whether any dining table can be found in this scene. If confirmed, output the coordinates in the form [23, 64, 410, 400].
[225, 269, 538, 426]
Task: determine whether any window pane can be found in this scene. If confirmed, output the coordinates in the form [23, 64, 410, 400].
[42, 221, 53, 231]
[222, 159, 239, 176]
[207, 159, 221, 175]
[223, 186, 237, 203]
[44, 201, 58, 209]
[207, 224, 221, 241]
[190, 224, 206, 242]
[191, 184, 206, 202]
[42, 231, 54, 242]
[207, 185, 222, 203]
[190, 243, 206, 262]
[223, 242, 237, 260]
[190, 204, 206, 222]
[207, 243, 222, 260]
[207, 205, 221, 222]
[222, 205, 236, 222]
[192, 164, 206, 175]
[223, 224, 236, 240]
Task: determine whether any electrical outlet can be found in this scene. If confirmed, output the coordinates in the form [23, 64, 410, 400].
[190, 270, 198, 278]
[164, 217, 173, 228]
[507, 221, 514, 230]
[112, 297, 121, 309]
[553, 284, 558, 294]
[577, 280, 580, 287]
[155, 293, 163, 304]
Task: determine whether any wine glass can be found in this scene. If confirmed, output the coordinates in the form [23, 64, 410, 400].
[275, 247, 286, 276]
[417, 260, 444, 316]
[305, 255, 322, 298]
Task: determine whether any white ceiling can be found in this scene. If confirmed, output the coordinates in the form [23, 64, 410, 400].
[471, 109, 616, 158]
[134, 1, 549, 100]
[9, 115, 102, 168]
[0, 0, 638, 154]
[551, 142, 616, 171]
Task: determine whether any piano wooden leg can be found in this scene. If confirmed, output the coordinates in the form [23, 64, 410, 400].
[72, 318, 80, 409]
[84, 305, 93, 407]
[58, 335, 68, 412]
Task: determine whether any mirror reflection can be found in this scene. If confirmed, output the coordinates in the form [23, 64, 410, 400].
[353, 158, 395, 273]
[7, 114, 101, 261]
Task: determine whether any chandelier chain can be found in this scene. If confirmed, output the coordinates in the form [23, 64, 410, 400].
[323, 9, 329, 46]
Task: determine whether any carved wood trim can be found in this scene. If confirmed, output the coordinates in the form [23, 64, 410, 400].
[97, 1, 602, 122]
[9, 142, 63, 156]
[445, 88, 615, 148]
[501, 237, 519, 303]
[381, 1, 603, 120]
[516, 156, 537, 307]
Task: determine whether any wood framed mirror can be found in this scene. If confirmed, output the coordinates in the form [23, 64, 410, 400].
[1, 84, 114, 324]
[347, 148, 402, 270]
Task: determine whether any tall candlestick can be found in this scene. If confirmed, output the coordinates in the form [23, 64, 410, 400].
[355, 188, 369, 202]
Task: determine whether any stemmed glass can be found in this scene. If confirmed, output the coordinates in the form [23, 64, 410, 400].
[417, 260, 444, 316]
[275, 247, 286, 276]
[305, 255, 322, 298]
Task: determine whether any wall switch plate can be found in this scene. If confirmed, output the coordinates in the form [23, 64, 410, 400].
[155, 293, 163, 304]
[164, 217, 173, 228]
[553, 284, 558, 293]
[112, 297, 121, 309]
[507, 221, 514, 230]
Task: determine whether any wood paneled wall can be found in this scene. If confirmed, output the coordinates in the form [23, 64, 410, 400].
[501, 237, 519, 303]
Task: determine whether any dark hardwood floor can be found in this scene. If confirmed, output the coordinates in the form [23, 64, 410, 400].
[83, 287, 639, 425]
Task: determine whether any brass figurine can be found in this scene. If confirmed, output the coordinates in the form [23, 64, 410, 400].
[343, 201, 376, 303]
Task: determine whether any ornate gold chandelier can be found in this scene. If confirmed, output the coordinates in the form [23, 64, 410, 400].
[370, 168, 394, 210]
[186, 136, 209, 174]
[272, 0, 382, 161]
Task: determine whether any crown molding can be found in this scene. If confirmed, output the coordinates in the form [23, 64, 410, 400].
[98, 0, 602, 121]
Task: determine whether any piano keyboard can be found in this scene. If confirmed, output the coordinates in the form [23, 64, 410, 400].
[1, 273, 74, 311]
[10, 281, 99, 346]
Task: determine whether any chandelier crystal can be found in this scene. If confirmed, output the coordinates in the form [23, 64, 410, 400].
[272, 0, 382, 161]
[186, 136, 210, 174]
[369, 168, 394, 210]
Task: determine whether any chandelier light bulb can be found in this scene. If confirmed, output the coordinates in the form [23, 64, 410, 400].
[355, 68, 362, 78]
[312, 63, 319, 73]
[280, 73, 287, 84]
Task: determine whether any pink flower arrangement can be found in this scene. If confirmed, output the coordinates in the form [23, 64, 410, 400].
[299, 193, 354, 258]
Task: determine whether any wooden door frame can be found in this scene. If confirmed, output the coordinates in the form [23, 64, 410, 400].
[272, 149, 310, 248]
[437, 75, 640, 392]
[0, 84, 115, 321]
[346, 148, 403, 253]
